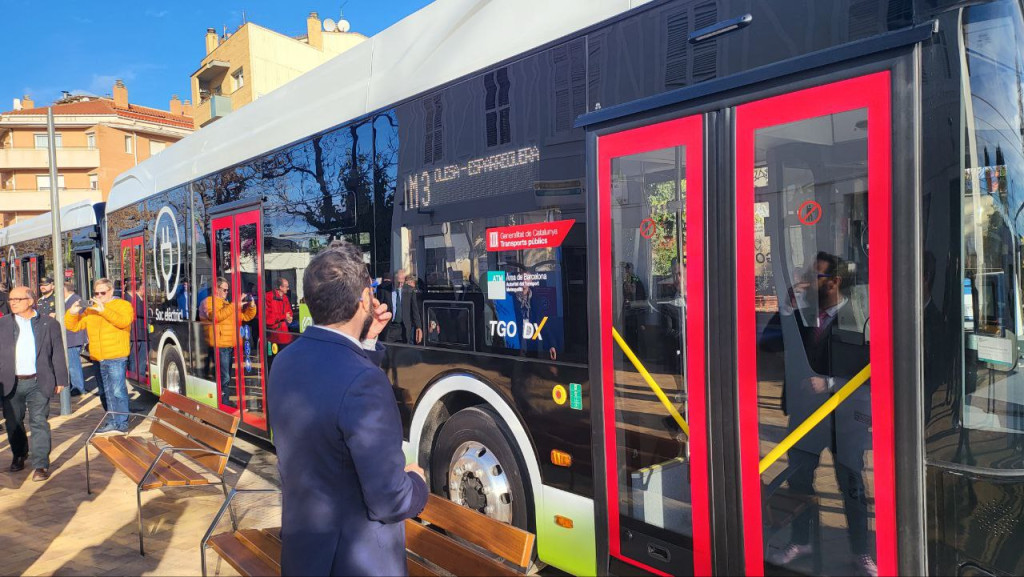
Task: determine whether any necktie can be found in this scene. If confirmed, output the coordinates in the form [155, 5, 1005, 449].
[815, 310, 831, 340]
[394, 290, 402, 323]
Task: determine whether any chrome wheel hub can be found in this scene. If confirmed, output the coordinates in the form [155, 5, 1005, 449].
[165, 362, 182, 394]
[447, 441, 513, 523]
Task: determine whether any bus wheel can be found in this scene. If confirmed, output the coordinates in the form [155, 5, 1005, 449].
[161, 347, 186, 396]
[430, 406, 532, 531]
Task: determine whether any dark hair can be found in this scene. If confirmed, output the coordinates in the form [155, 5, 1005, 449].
[815, 251, 853, 294]
[303, 240, 370, 325]
[276, 277, 288, 288]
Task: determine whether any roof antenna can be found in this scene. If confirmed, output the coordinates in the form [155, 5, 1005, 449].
[242, 10, 247, 24]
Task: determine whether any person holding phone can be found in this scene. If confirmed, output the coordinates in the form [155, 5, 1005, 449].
[65, 278, 134, 432]
[200, 277, 257, 408]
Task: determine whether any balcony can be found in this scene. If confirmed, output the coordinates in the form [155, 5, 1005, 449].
[0, 189, 103, 212]
[0, 147, 100, 169]
[196, 95, 233, 127]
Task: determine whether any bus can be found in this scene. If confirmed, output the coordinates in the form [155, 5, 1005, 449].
[0, 200, 105, 300]
[5, 0, 1024, 575]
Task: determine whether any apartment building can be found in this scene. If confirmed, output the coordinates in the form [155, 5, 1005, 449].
[0, 81, 193, 226]
[192, 12, 366, 128]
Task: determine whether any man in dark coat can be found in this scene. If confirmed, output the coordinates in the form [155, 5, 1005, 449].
[269, 240, 427, 576]
[0, 286, 69, 480]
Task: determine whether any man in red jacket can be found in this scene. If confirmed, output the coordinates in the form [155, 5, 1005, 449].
[266, 278, 294, 369]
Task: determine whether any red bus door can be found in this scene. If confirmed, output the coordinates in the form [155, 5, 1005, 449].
[210, 210, 268, 431]
[735, 72, 895, 576]
[121, 236, 150, 385]
[597, 115, 711, 576]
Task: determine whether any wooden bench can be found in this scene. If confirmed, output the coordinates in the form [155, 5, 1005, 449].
[201, 491, 536, 577]
[85, 389, 240, 556]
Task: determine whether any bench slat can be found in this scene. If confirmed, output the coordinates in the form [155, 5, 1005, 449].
[418, 494, 534, 569]
[90, 437, 164, 490]
[154, 403, 233, 454]
[136, 438, 211, 484]
[150, 420, 226, 475]
[405, 519, 520, 577]
[107, 435, 191, 487]
[160, 389, 240, 434]
[236, 529, 282, 573]
[208, 533, 279, 577]
[407, 556, 440, 577]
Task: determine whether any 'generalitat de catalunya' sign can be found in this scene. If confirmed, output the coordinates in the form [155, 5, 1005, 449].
[486, 219, 575, 251]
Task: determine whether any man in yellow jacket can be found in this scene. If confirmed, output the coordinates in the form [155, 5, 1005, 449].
[201, 277, 257, 408]
[66, 278, 134, 433]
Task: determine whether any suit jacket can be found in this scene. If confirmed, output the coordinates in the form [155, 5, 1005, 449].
[268, 326, 426, 576]
[378, 283, 422, 344]
[0, 313, 69, 398]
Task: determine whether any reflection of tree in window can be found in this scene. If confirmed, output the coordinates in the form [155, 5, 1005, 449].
[423, 95, 443, 164]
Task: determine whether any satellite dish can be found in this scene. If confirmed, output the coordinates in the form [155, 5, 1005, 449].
[323, 18, 337, 32]
[337, 18, 351, 33]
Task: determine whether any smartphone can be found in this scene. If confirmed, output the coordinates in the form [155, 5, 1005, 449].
[86, 298, 97, 307]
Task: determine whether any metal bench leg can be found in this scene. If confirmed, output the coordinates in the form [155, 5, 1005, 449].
[220, 478, 239, 531]
[85, 444, 91, 495]
[137, 484, 146, 556]
[200, 543, 208, 577]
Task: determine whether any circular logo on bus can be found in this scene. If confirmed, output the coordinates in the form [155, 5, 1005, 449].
[153, 207, 181, 301]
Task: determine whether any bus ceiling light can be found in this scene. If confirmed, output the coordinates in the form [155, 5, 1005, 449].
[688, 14, 753, 44]
[550, 449, 572, 467]
[554, 515, 574, 529]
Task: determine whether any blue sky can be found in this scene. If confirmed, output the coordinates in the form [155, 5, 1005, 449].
[1, 0, 434, 112]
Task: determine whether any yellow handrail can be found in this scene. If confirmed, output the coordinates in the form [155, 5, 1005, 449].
[611, 327, 690, 438]
[758, 364, 872, 474]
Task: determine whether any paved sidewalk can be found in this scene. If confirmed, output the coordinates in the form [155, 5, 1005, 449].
[0, 364, 280, 576]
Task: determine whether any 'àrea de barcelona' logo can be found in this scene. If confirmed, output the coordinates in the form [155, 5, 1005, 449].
[153, 206, 181, 301]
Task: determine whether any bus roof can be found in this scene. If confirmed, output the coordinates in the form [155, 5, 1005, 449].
[106, 0, 646, 213]
[1, 201, 101, 246]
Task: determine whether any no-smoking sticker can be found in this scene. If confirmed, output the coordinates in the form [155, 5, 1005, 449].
[640, 218, 658, 239]
[797, 200, 822, 226]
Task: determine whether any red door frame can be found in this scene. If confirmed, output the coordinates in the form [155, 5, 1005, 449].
[121, 236, 149, 385]
[210, 210, 268, 430]
[734, 71, 895, 576]
[597, 115, 711, 576]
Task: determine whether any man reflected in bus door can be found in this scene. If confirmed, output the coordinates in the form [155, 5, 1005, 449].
[200, 277, 257, 408]
[621, 262, 646, 354]
[765, 252, 875, 576]
[266, 277, 294, 368]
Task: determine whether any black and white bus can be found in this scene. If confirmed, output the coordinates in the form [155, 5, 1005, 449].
[0, 200, 106, 300]
[22, 0, 1024, 575]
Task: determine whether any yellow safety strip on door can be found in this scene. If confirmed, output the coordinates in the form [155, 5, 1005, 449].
[611, 327, 690, 438]
[758, 364, 871, 474]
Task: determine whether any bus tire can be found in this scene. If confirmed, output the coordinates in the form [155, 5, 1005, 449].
[430, 406, 533, 532]
[160, 346, 187, 397]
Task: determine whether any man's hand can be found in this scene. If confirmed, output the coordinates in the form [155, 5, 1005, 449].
[55, 385, 64, 395]
[405, 463, 426, 483]
[90, 299, 105, 313]
[366, 298, 392, 341]
[68, 301, 83, 316]
[415, 328, 423, 344]
[808, 376, 828, 394]
[549, 347, 557, 361]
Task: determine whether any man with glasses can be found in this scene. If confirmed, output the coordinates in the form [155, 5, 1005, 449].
[0, 286, 68, 480]
[66, 278, 134, 432]
[200, 277, 257, 408]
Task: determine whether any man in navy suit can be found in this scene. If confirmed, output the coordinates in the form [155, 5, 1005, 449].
[269, 240, 428, 576]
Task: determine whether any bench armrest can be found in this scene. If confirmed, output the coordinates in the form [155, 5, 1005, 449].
[200, 488, 282, 550]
